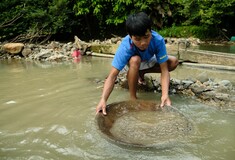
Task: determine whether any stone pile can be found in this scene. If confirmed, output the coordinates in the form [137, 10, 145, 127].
[0, 36, 199, 61]
[113, 72, 235, 109]
[0, 36, 93, 61]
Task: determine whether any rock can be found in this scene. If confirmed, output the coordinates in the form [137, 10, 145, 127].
[214, 92, 230, 101]
[171, 78, 181, 85]
[62, 43, 73, 53]
[34, 49, 53, 60]
[80, 43, 91, 55]
[74, 36, 82, 49]
[180, 89, 195, 96]
[28, 44, 35, 49]
[177, 84, 185, 90]
[201, 91, 216, 100]
[2, 43, 24, 54]
[196, 72, 209, 83]
[74, 36, 92, 55]
[152, 79, 160, 87]
[86, 51, 92, 56]
[22, 48, 32, 57]
[218, 80, 233, 90]
[47, 41, 60, 49]
[182, 80, 194, 88]
[46, 54, 68, 61]
[191, 85, 211, 94]
[90, 44, 118, 55]
[110, 37, 122, 44]
[219, 80, 231, 86]
[171, 88, 177, 94]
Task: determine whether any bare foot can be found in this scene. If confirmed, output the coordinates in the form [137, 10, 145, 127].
[138, 76, 146, 85]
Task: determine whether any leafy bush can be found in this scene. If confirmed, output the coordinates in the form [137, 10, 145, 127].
[158, 25, 219, 40]
[0, 0, 78, 42]
[0, 0, 234, 42]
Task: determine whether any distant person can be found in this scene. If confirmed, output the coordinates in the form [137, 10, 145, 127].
[96, 12, 178, 115]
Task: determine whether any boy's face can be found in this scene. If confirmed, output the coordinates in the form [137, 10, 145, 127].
[131, 30, 152, 51]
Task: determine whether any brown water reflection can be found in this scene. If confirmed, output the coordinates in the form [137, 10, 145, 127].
[0, 57, 235, 160]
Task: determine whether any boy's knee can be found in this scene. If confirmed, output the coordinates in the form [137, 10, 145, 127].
[129, 56, 141, 67]
[168, 56, 179, 71]
[173, 57, 179, 67]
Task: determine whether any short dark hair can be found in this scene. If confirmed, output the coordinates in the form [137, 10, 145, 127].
[126, 12, 152, 37]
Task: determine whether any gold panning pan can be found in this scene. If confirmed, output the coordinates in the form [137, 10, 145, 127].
[96, 100, 195, 148]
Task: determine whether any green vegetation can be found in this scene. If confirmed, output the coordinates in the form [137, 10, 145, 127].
[158, 25, 219, 40]
[1, 0, 235, 42]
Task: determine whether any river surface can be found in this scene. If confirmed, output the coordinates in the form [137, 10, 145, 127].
[0, 57, 235, 160]
[196, 44, 235, 54]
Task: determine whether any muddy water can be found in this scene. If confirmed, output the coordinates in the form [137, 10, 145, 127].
[197, 44, 235, 54]
[0, 57, 235, 160]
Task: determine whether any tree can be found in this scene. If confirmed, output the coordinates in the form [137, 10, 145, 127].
[0, 0, 77, 42]
[1, 0, 235, 41]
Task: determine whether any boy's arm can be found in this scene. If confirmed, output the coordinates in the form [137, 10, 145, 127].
[159, 61, 171, 107]
[96, 67, 120, 115]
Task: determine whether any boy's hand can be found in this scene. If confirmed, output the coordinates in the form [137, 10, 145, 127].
[96, 99, 107, 115]
[160, 95, 171, 108]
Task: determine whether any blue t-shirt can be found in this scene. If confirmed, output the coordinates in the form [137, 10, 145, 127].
[112, 30, 168, 71]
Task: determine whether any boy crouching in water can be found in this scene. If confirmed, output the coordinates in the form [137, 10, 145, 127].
[96, 12, 179, 115]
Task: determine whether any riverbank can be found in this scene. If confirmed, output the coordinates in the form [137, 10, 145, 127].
[1, 36, 234, 109]
[1, 36, 234, 61]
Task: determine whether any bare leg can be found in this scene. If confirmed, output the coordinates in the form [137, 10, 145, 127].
[127, 56, 141, 100]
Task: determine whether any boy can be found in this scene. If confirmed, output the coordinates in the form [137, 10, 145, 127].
[96, 12, 178, 115]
